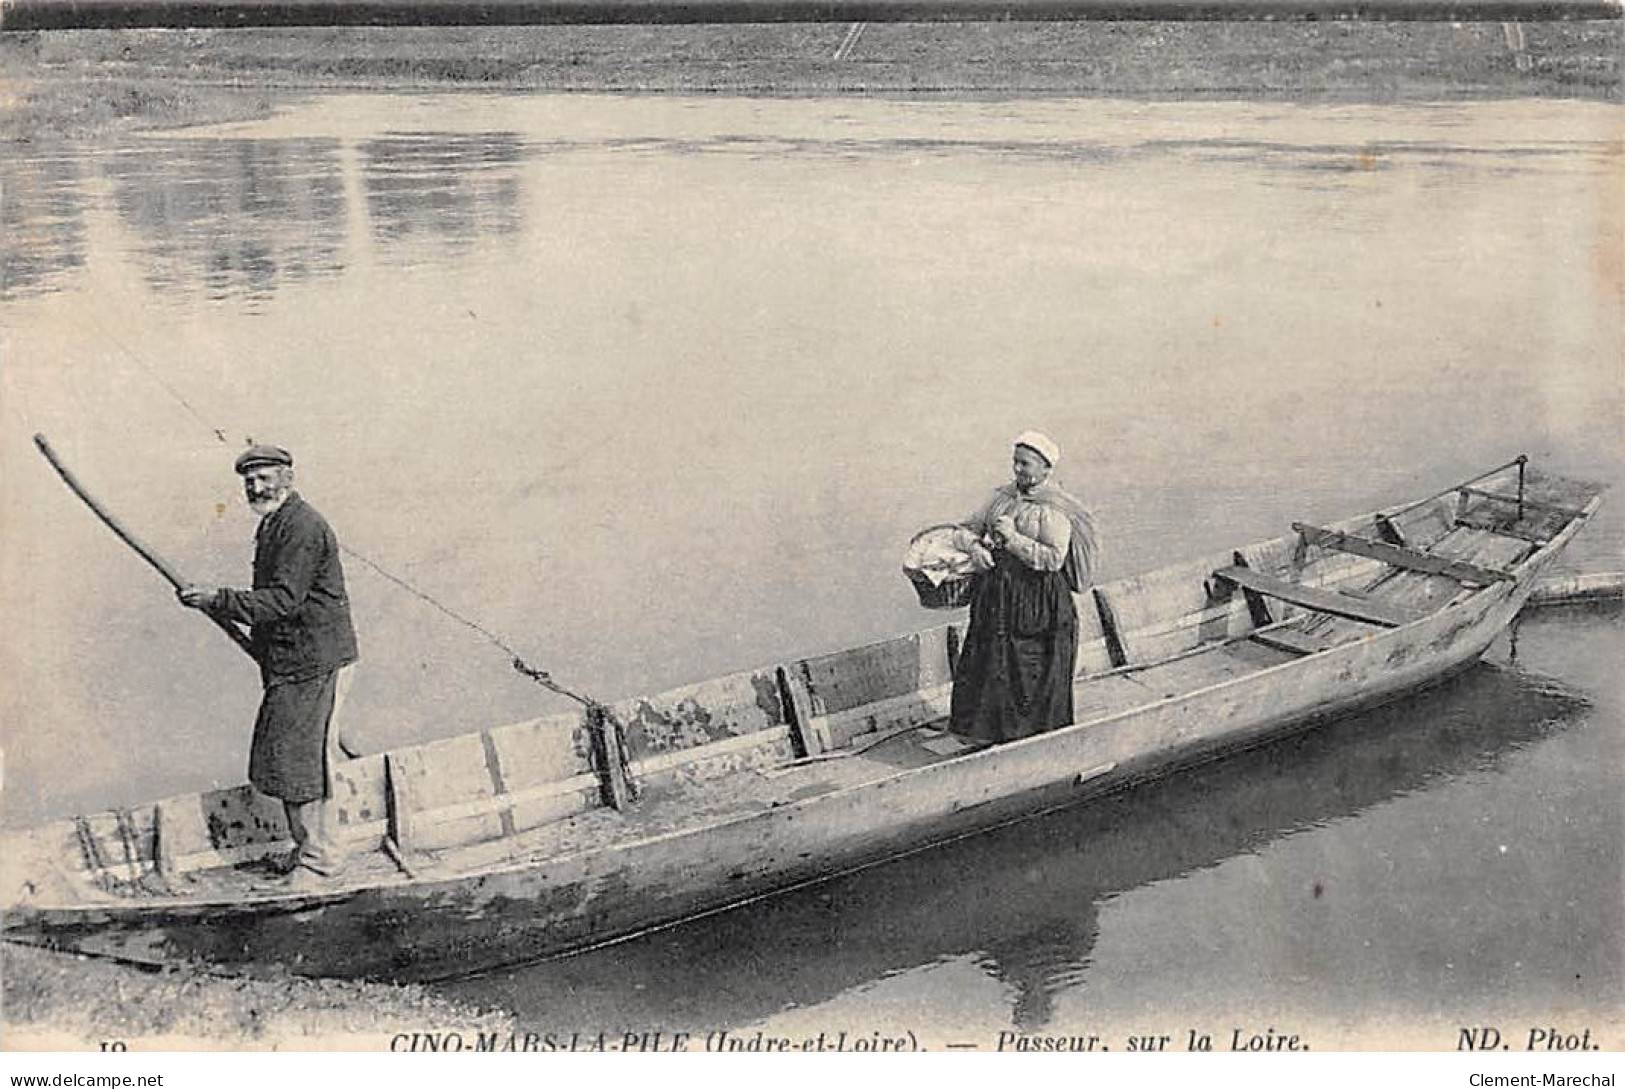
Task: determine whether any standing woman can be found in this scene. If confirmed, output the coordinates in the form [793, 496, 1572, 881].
[950, 431, 1098, 744]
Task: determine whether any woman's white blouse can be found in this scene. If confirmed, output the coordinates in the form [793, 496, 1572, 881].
[956, 491, 1073, 572]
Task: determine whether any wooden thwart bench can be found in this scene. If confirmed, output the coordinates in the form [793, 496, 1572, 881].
[1212, 565, 1422, 628]
[1292, 523, 1514, 587]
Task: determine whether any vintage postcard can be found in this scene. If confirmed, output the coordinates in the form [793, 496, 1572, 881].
[1, 3, 1620, 1067]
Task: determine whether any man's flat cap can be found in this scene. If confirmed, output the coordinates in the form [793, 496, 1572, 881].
[234, 444, 294, 474]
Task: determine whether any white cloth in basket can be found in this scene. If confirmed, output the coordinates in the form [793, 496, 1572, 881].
[902, 526, 978, 588]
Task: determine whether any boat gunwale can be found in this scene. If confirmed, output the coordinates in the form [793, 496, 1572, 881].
[7, 480, 1599, 922]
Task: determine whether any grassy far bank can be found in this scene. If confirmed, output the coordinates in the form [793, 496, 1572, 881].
[1, 942, 515, 1050]
[1, 21, 1621, 142]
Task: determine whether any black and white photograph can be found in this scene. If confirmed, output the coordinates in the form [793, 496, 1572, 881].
[0, 0, 1620, 1069]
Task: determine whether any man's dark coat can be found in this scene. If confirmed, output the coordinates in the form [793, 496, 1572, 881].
[213, 491, 359, 802]
[215, 491, 359, 684]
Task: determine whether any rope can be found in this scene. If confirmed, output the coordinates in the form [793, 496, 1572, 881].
[333, 540, 600, 709]
[89, 315, 241, 447]
[76, 341, 629, 733]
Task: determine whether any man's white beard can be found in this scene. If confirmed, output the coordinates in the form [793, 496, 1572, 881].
[249, 491, 288, 517]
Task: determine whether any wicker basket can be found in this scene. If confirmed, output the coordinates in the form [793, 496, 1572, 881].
[907, 569, 977, 609]
[903, 524, 978, 609]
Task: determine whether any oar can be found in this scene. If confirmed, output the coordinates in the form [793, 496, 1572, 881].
[33, 433, 257, 660]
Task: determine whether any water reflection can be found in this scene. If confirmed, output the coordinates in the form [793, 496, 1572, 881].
[103, 138, 347, 305]
[983, 918, 1096, 1032]
[360, 132, 524, 256]
[0, 152, 87, 301]
[440, 660, 1589, 1032]
[1, 115, 1604, 308]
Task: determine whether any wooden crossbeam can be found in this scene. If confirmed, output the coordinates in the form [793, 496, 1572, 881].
[1230, 551, 1276, 627]
[1457, 487, 1590, 519]
[1093, 587, 1130, 669]
[777, 666, 825, 759]
[1212, 566, 1421, 628]
[585, 709, 635, 810]
[383, 752, 414, 855]
[1373, 514, 1407, 546]
[1292, 522, 1514, 586]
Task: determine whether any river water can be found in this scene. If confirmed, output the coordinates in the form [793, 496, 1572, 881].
[1, 93, 1619, 1045]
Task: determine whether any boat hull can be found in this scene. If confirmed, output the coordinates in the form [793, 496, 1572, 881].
[2, 462, 1600, 980]
[6, 553, 1541, 981]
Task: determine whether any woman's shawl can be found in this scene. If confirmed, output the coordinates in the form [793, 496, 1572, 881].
[989, 481, 1099, 593]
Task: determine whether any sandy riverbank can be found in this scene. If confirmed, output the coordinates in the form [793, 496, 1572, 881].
[1, 942, 515, 1050]
[2, 21, 1620, 143]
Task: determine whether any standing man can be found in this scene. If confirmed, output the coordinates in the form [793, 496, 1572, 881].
[178, 445, 359, 884]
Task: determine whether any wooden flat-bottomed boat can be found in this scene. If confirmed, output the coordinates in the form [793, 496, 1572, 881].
[0, 457, 1605, 981]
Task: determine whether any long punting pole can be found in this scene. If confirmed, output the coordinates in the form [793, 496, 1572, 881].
[32, 434, 258, 660]
[1, 0, 1618, 29]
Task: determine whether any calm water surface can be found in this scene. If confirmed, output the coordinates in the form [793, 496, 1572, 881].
[1, 93, 1619, 1042]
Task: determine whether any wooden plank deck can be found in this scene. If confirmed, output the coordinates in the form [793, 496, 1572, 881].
[1114, 638, 1299, 698]
[1212, 565, 1421, 627]
[1453, 466, 1605, 544]
[1458, 486, 1590, 520]
[1300, 525, 1532, 645]
[1291, 523, 1513, 585]
[174, 599, 1370, 904]
[1072, 672, 1161, 725]
[1251, 626, 1335, 656]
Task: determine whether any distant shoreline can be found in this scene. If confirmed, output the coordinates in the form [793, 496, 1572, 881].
[2, 21, 1620, 143]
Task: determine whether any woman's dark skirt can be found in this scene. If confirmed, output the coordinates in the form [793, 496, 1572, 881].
[950, 555, 1078, 744]
[248, 670, 339, 804]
